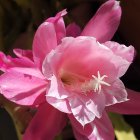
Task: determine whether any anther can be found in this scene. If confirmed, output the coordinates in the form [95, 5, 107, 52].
[92, 71, 110, 93]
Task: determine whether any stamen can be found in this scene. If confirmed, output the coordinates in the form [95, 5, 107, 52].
[60, 68, 110, 94]
[81, 71, 110, 94]
[92, 71, 110, 93]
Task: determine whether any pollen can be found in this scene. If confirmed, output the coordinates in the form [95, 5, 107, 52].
[81, 71, 110, 94]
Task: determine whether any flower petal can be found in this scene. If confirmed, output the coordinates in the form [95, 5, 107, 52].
[33, 22, 57, 68]
[81, 0, 121, 43]
[0, 50, 45, 79]
[104, 41, 134, 62]
[55, 37, 118, 80]
[23, 103, 67, 140]
[55, 37, 128, 84]
[42, 49, 56, 79]
[107, 88, 140, 114]
[0, 70, 47, 105]
[68, 92, 105, 126]
[0, 51, 34, 72]
[10, 67, 45, 79]
[69, 111, 114, 140]
[46, 9, 67, 44]
[66, 23, 81, 37]
[72, 128, 88, 140]
[46, 96, 71, 113]
[104, 79, 128, 106]
[46, 75, 70, 99]
[13, 48, 33, 61]
[104, 41, 134, 77]
[0, 52, 11, 72]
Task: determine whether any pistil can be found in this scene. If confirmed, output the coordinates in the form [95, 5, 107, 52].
[81, 71, 110, 94]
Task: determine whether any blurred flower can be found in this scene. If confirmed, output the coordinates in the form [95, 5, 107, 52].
[0, 0, 139, 140]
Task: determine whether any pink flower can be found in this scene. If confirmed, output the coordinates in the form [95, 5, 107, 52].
[43, 35, 133, 127]
[0, 0, 139, 140]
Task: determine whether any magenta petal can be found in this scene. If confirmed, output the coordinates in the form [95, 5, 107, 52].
[107, 89, 140, 114]
[81, 0, 121, 43]
[0, 70, 47, 105]
[69, 111, 114, 140]
[13, 49, 33, 61]
[0, 52, 11, 72]
[66, 23, 81, 37]
[10, 67, 45, 79]
[47, 9, 67, 23]
[0, 51, 34, 72]
[33, 22, 57, 68]
[73, 128, 88, 140]
[23, 103, 67, 140]
[3, 49, 45, 79]
[46, 9, 67, 44]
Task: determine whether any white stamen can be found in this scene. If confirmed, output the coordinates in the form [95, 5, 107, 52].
[92, 71, 110, 93]
[81, 71, 110, 94]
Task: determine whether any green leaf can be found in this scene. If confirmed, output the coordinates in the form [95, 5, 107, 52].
[109, 113, 137, 140]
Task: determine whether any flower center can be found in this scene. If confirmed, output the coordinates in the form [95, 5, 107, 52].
[93, 71, 111, 92]
[60, 69, 110, 94]
[80, 71, 110, 94]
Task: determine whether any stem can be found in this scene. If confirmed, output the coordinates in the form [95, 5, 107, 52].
[109, 113, 137, 140]
[0, 95, 33, 140]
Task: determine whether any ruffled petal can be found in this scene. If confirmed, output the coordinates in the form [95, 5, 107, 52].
[69, 96, 95, 127]
[49, 36, 133, 83]
[47, 9, 67, 44]
[66, 23, 81, 37]
[46, 96, 71, 113]
[81, 0, 121, 43]
[107, 89, 140, 114]
[46, 75, 70, 99]
[42, 49, 56, 79]
[54, 37, 118, 81]
[69, 111, 114, 140]
[0, 70, 47, 105]
[104, 79, 128, 106]
[23, 103, 67, 140]
[104, 41, 134, 62]
[104, 41, 134, 77]
[68, 92, 105, 126]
